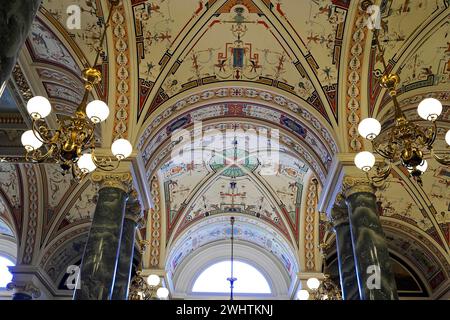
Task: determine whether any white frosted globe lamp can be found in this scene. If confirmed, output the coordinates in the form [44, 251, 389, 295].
[306, 277, 320, 290]
[358, 118, 381, 140]
[27, 96, 52, 119]
[445, 130, 450, 146]
[86, 100, 110, 123]
[111, 139, 133, 160]
[417, 98, 442, 121]
[416, 160, 428, 173]
[147, 274, 160, 287]
[354, 151, 376, 172]
[156, 287, 169, 300]
[21, 130, 43, 151]
[297, 289, 310, 300]
[77, 154, 97, 173]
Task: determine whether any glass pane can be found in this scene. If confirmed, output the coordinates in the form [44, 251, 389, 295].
[192, 261, 271, 294]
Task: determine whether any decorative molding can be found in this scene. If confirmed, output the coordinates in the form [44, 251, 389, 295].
[11, 63, 33, 102]
[342, 175, 375, 198]
[345, 2, 369, 151]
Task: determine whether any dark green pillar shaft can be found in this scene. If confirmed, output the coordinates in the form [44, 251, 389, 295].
[0, 0, 41, 94]
[112, 194, 142, 300]
[331, 202, 359, 300]
[74, 186, 128, 300]
[345, 183, 398, 300]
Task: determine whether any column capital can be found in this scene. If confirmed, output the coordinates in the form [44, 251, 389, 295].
[91, 172, 133, 192]
[330, 193, 349, 228]
[342, 175, 375, 198]
[7, 281, 41, 299]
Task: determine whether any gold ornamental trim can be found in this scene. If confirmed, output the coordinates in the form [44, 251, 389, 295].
[342, 176, 375, 198]
[91, 172, 132, 192]
[330, 193, 349, 227]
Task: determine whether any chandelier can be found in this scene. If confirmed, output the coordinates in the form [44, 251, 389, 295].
[128, 240, 170, 300]
[20, 0, 133, 181]
[354, 26, 450, 186]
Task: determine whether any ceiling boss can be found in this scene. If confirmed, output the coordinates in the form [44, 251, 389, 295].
[20, 0, 132, 181]
[354, 15, 450, 186]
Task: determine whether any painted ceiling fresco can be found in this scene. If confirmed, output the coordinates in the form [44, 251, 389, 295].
[156, 126, 313, 248]
[135, 0, 349, 124]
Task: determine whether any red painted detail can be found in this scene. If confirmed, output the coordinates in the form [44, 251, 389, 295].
[257, 20, 269, 29]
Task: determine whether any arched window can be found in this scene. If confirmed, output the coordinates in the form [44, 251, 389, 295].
[192, 260, 271, 294]
[0, 256, 14, 288]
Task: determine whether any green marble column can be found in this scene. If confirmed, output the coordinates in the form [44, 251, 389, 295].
[74, 173, 131, 300]
[111, 192, 142, 300]
[330, 197, 359, 300]
[344, 177, 398, 300]
[0, 0, 41, 95]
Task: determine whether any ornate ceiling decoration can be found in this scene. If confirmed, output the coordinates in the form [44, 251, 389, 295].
[0, 0, 448, 296]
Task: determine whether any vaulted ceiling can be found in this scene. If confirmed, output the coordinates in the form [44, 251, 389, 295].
[0, 0, 449, 298]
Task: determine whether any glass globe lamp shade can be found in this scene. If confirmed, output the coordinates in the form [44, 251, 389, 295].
[27, 96, 52, 119]
[417, 98, 442, 121]
[21, 130, 43, 151]
[297, 289, 310, 300]
[358, 118, 381, 140]
[306, 277, 320, 290]
[354, 151, 376, 172]
[77, 154, 97, 173]
[111, 139, 133, 160]
[445, 130, 450, 146]
[86, 100, 110, 123]
[156, 287, 169, 300]
[146, 274, 160, 287]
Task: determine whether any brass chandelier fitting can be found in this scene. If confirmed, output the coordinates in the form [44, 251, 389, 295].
[20, 0, 133, 181]
[354, 26, 449, 186]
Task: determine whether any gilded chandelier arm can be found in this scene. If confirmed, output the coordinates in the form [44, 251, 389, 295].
[25, 144, 57, 163]
[31, 118, 59, 144]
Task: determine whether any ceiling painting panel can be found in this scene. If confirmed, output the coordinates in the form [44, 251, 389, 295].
[272, 0, 350, 116]
[140, 1, 333, 124]
[166, 215, 299, 280]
